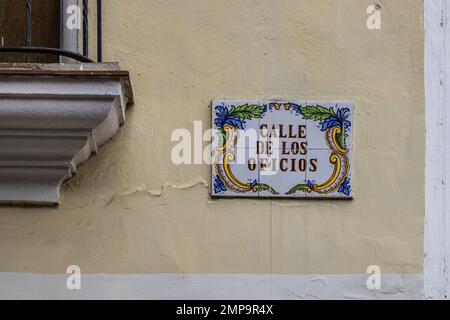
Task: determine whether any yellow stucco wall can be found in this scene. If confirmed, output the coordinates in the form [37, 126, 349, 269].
[0, 0, 424, 274]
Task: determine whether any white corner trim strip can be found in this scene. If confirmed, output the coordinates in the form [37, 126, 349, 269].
[0, 273, 422, 300]
[425, 0, 450, 300]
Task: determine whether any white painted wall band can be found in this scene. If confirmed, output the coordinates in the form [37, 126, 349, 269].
[0, 273, 422, 300]
[425, 0, 450, 300]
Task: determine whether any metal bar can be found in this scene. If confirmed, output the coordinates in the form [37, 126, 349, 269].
[0, 46, 94, 62]
[25, 0, 32, 47]
[97, 0, 102, 62]
[59, 0, 64, 50]
[83, 0, 88, 57]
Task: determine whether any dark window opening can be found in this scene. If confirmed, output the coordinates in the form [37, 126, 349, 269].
[0, 0, 60, 63]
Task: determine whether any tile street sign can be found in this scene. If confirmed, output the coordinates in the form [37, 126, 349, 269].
[211, 100, 353, 199]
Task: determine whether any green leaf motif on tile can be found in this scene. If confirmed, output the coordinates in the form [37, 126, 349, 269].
[228, 104, 266, 120]
[299, 105, 336, 121]
[286, 184, 310, 195]
[216, 128, 226, 148]
[254, 184, 279, 195]
[337, 131, 348, 150]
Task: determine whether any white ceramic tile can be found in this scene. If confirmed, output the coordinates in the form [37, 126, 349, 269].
[212, 100, 260, 138]
[338, 102, 353, 150]
[259, 101, 307, 151]
[305, 149, 353, 198]
[212, 147, 259, 198]
[259, 151, 307, 198]
[304, 102, 353, 150]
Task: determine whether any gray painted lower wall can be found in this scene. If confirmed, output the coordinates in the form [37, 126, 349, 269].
[0, 273, 423, 300]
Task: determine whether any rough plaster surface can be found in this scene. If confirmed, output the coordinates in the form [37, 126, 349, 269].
[0, 0, 424, 275]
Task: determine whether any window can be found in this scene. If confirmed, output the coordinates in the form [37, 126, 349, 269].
[0, 0, 60, 63]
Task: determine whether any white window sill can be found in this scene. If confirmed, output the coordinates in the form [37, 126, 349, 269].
[0, 63, 133, 205]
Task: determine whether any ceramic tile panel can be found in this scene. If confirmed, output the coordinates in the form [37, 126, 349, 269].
[259, 150, 307, 198]
[211, 99, 353, 199]
[212, 99, 260, 150]
[305, 149, 353, 198]
[211, 147, 259, 198]
[259, 101, 307, 151]
[305, 101, 353, 150]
